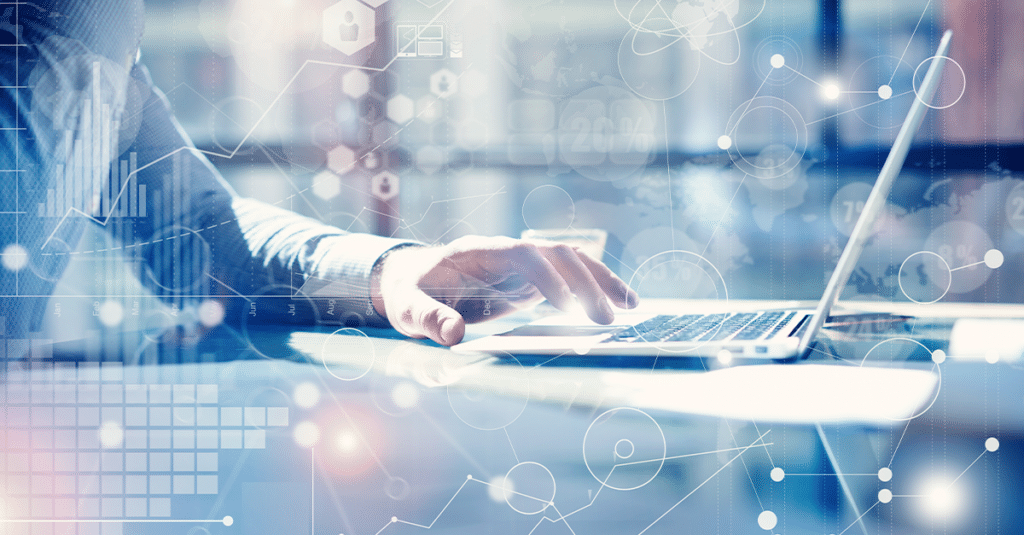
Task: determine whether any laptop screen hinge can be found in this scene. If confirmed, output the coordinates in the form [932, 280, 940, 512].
[788, 314, 812, 338]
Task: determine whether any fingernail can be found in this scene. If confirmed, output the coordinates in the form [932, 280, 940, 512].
[439, 317, 461, 346]
[439, 317, 453, 345]
[626, 290, 639, 308]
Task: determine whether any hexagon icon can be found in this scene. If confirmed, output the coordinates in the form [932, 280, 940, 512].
[342, 70, 370, 98]
[327, 145, 356, 174]
[386, 94, 414, 124]
[311, 171, 341, 200]
[323, 0, 375, 56]
[371, 171, 399, 201]
[430, 69, 458, 99]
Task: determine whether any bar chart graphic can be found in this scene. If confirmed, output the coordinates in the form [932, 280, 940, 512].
[36, 62, 146, 219]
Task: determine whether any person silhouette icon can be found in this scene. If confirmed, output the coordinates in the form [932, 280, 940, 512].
[339, 11, 358, 42]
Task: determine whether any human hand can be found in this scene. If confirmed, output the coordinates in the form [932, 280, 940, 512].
[371, 236, 639, 346]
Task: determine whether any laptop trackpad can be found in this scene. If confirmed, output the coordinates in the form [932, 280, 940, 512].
[499, 325, 623, 337]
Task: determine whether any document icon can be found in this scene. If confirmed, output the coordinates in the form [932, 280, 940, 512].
[396, 24, 417, 57]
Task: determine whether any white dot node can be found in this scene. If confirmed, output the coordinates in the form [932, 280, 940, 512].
[717, 349, 733, 365]
[878, 489, 893, 503]
[986, 437, 999, 452]
[717, 135, 732, 150]
[823, 83, 841, 100]
[878, 467, 892, 482]
[293, 382, 321, 409]
[487, 476, 509, 502]
[931, 349, 946, 364]
[984, 249, 1004, 269]
[198, 299, 226, 327]
[985, 351, 1000, 364]
[770, 467, 785, 482]
[467, 474, 473, 480]
[98, 300, 125, 327]
[222, 516, 234, 526]
[757, 510, 777, 530]
[770, 54, 785, 69]
[293, 421, 320, 448]
[1, 243, 28, 272]
[878, 84, 893, 100]
[391, 517, 397, 523]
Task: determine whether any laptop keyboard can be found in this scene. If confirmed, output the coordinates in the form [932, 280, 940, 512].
[606, 311, 795, 344]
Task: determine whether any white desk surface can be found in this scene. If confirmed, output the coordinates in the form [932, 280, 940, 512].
[292, 298, 1024, 427]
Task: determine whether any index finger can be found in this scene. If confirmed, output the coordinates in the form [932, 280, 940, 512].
[575, 251, 639, 309]
[492, 243, 575, 311]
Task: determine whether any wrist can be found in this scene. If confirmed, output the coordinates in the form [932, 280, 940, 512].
[370, 244, 420, 320]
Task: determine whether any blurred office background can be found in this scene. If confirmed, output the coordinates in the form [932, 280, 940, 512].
[15, 3, 1022, 534]
[49, 0, 1024, 338]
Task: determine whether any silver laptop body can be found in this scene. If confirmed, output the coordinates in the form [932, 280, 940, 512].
[455, 31, 953, 360]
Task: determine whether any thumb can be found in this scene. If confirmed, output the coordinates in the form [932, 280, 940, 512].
[396, 288, 466, 346]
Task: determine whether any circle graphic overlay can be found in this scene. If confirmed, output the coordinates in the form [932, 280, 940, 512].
[898, 251, 952, 304]
[558, 85, 655, 182]
[583, 407, 666, 491]
[321, 327, 376, 381]
[753, 36, 803, 86]
[503, 462, 556, 515]
[723, 96, 807, 180]
[923, 221, 995, 294]
[31, 236, 72, 283]
[829, 182, 874, 237]
[912, 55, 967, 110]
[617, 20, 700, 101]
[522, 184, 575, 233]
[860, 337, 942, 421]
[627, 250, 728, 353]
[447, 353, 529, 431]
[848, 55, 916, 129]
[385, 476, 411, 501]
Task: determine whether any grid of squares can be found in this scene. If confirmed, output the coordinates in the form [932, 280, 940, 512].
[1, 360, 289, 532]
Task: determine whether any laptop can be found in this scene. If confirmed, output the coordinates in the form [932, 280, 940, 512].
[454, 30, 953, 361]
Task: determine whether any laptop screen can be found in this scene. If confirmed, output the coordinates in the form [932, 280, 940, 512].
[798, 30, 954, 355]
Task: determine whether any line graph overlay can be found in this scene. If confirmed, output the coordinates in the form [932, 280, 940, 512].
[38, 1, 462, 253]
